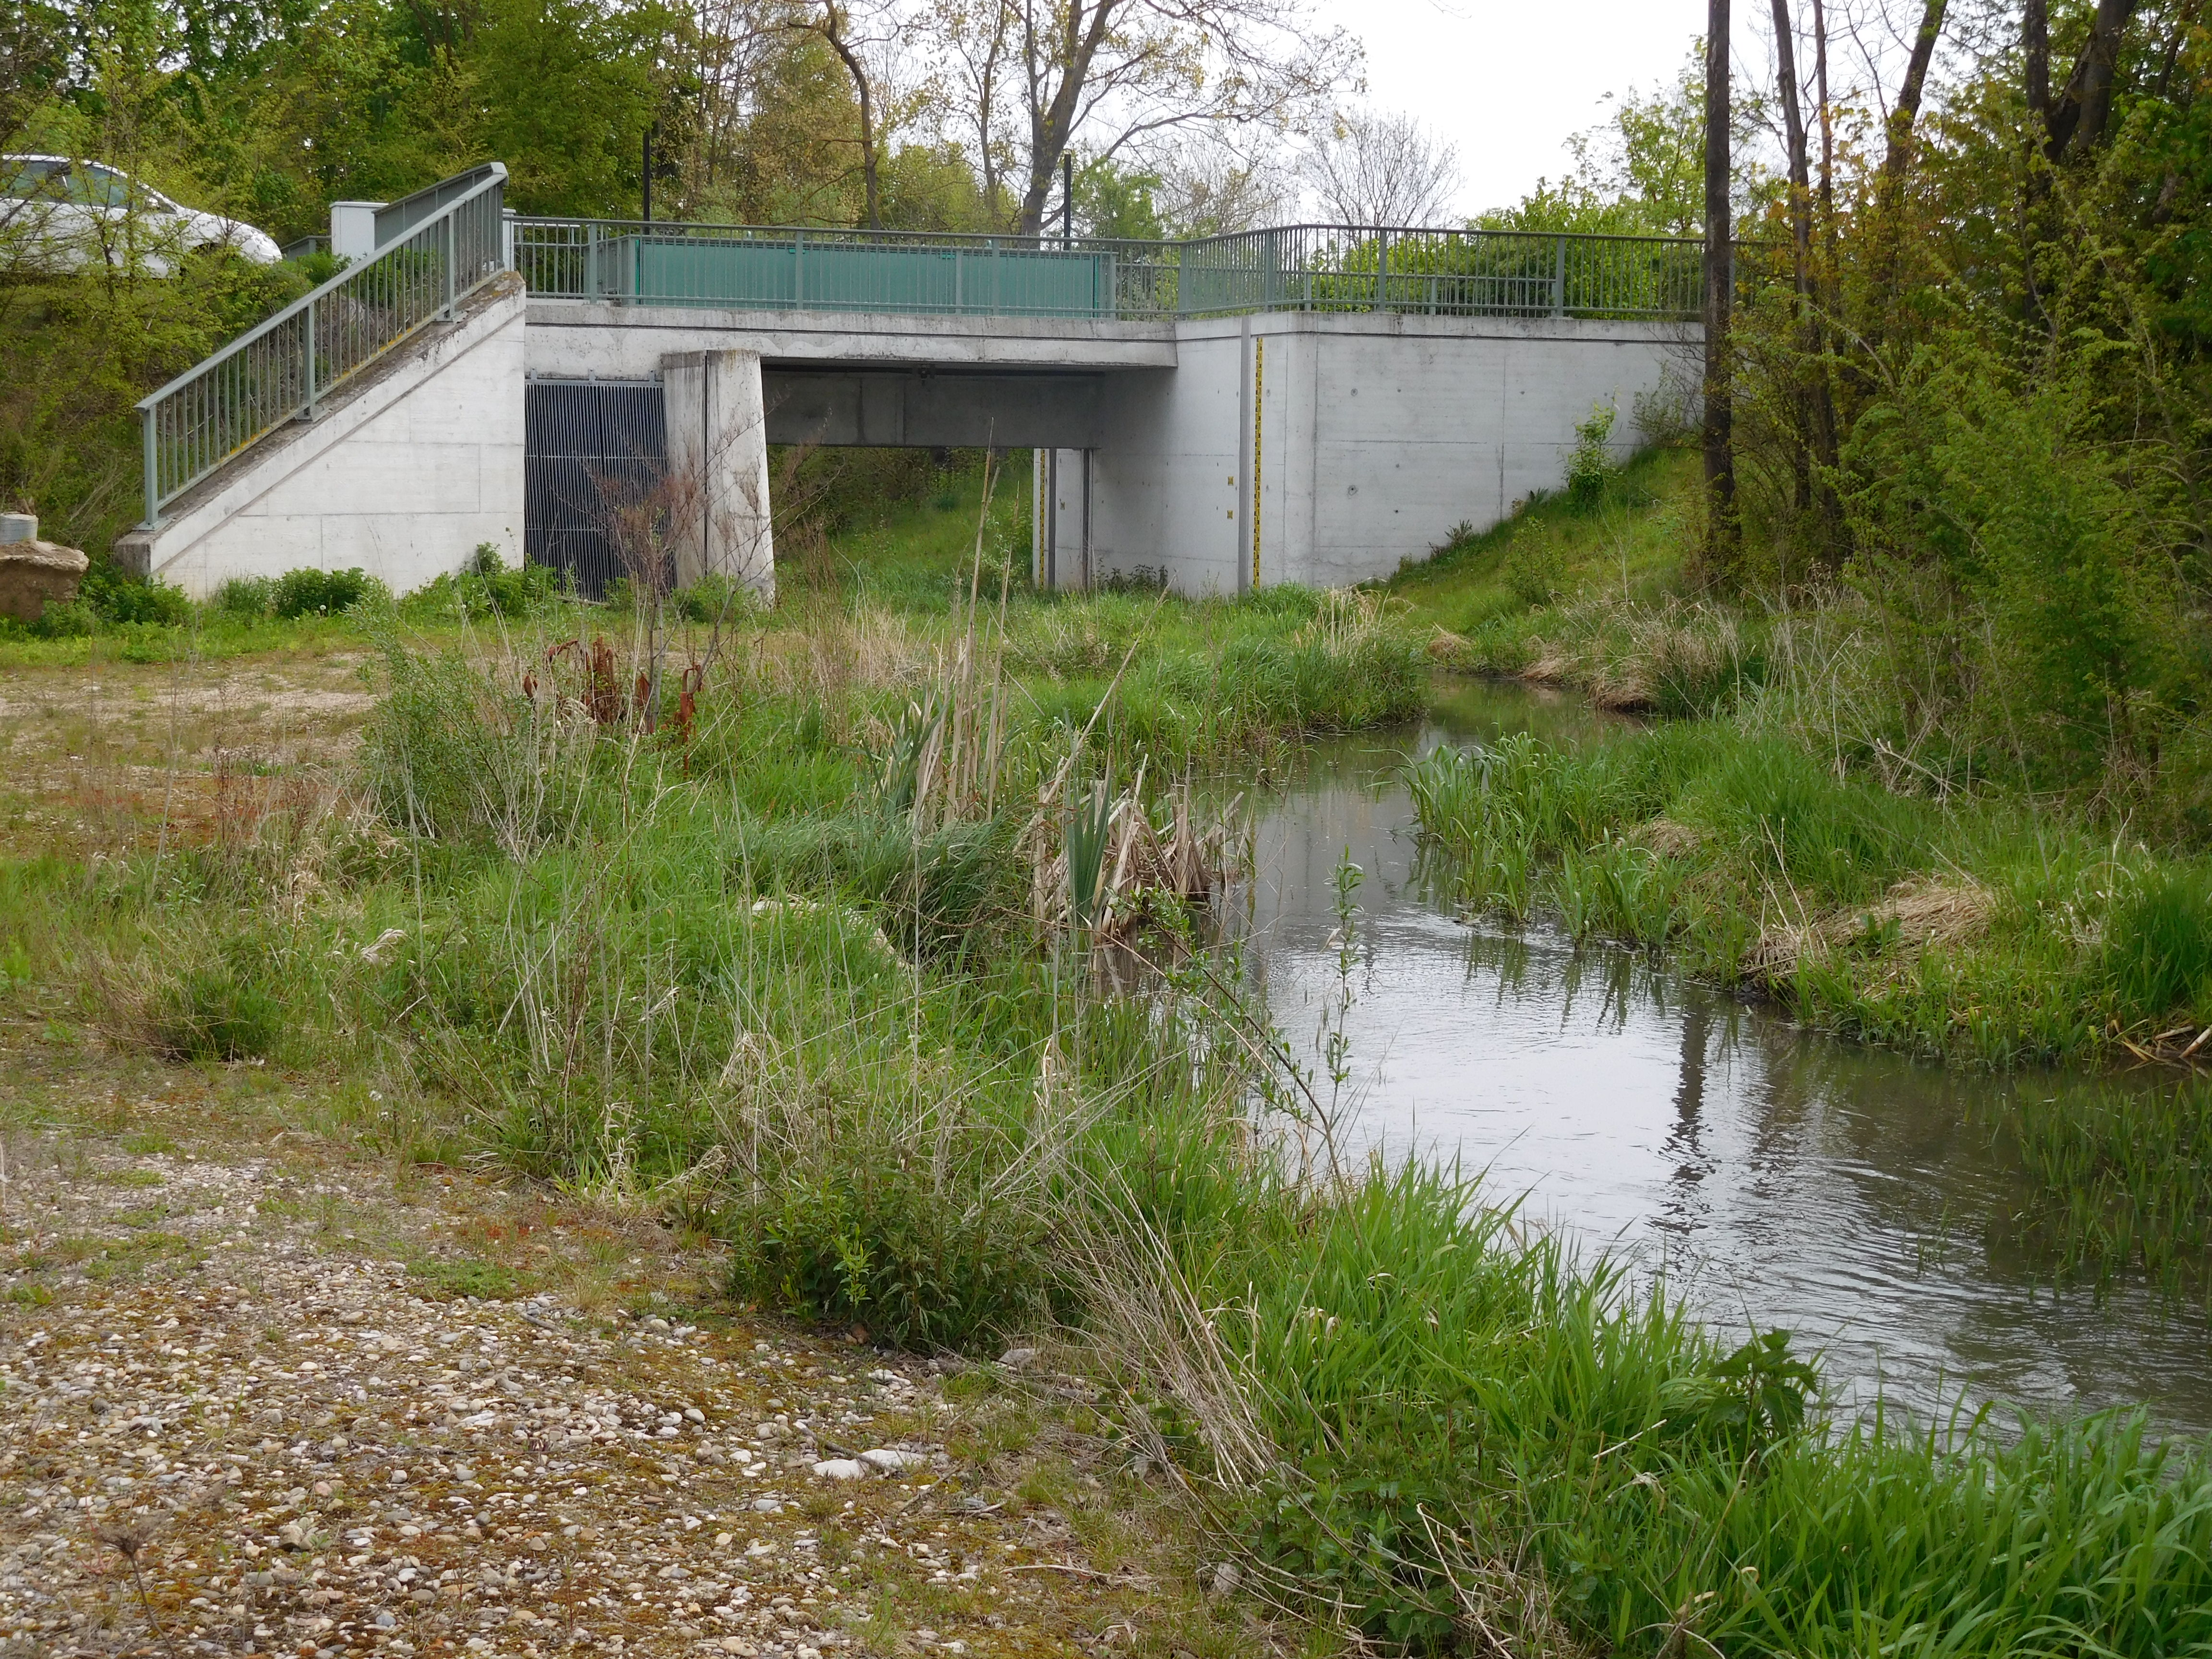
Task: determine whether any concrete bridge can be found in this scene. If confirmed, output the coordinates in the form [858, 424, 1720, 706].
[118, 167, 1701, 599]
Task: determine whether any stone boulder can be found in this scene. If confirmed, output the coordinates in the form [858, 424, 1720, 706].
[0, 540, 89, 623]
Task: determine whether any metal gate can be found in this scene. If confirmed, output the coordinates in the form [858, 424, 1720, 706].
[524, 377, 664, 599]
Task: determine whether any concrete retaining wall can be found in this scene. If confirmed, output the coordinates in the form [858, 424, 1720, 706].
[117, 277, 527, 599]
[1082, 312, 1695, 595]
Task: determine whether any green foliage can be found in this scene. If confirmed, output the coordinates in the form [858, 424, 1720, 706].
[667, 572, 764, 625]
[217, 566, 388, 619]
[3, 561, 192, 640]
[1843, 342, 2186, 789]
[1564, 399, 1617, 510]
[414, 1256, 521, 1300]
[151, 950, 285, 1061]
[83, 562, 194, 626]
[1073, 156, 1164, 240]
[2099, 864, 2212, 1023]
[400, 544, 564, 622]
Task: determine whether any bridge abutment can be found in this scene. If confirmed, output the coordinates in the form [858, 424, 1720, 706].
[661, 349, 775, 599]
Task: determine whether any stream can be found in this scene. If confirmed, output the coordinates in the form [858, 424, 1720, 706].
[1238, 677, 2212, 1438]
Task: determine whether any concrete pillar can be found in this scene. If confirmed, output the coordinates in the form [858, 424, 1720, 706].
[662, 349, 775, 599]
[1043, 447, 1090, 590]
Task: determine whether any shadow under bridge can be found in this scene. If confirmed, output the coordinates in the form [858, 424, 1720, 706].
[525, 360, 1111, 599]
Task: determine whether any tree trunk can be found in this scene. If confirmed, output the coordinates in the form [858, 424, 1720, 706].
[1770, 0, 1838, 553]
[2022, 0, 2055, 328]
[1703, 0, 1738, 578]
[1771, 0, 1811, 505]
[2044, 0, 2140, 162]
[1880, 0, 1949, 187]
[815, 2, 881, 228]
[1813, 0, 1834, 214]
[2024, 0, 2050, 128]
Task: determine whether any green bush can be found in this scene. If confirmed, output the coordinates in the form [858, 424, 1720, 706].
[402, 543, 563, 621]
[213, 575, 278, 616]
[272, 566, 385, 618]
[84, 563, 193, 627]
[1565, 398, 1618, 510]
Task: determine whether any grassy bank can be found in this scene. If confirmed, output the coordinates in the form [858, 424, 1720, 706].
[1387, 442, 2212, 1306]
[9, 481, 2212, 1654]
[1390, 448, 2212, 1068]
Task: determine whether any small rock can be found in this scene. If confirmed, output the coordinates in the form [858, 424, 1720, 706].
[996, 1347, 1038, 1370]
[1209, 1560, 1242, 1598]
[809, 1458, 866, 1482]
[857, 1448, 923, 1474]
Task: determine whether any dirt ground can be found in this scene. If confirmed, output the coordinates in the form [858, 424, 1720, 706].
[0, 646, 378, 860]
[0, 640, 1269, 1659]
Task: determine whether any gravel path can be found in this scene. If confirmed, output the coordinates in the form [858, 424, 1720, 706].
[0, 1126, 1192, 1659]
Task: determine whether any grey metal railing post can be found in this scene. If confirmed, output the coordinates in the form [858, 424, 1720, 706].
[1553, 235, 1566, 317]
[443, 211, 457, 319]
[305, 296, 318, 417]
[793, 228, 805, 308]
[1375, 227, 1389, 313]
[142, 409, 158, 530]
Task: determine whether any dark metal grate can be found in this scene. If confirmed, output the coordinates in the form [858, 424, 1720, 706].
[524, 377, 665, 599]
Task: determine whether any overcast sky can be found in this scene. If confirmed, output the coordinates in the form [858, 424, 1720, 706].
[1312, 0, 1712, 217]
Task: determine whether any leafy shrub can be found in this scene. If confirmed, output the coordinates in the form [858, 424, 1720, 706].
[1565, 398, 1618, 509]
[85, 565, 192, 627]
[1502, 532, 1560, 606]
[403, 543, 563, 621]
[0, 560, 191, 638]
[213, 575, 278, 615]
[272, 566, 385, 618]
[669, 573, 763, 625]
[736, 1163, 1064, 1349]
[20, 599, 96, 638]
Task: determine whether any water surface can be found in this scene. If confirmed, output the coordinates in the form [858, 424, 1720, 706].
[1238, 679, 2212, 1436]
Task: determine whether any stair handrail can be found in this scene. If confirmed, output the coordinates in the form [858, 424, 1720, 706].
[136, 162, 508, 529]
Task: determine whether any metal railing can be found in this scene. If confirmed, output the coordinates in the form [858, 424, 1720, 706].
[513, 217, 1707, 323]
[137, 163, 508, 526]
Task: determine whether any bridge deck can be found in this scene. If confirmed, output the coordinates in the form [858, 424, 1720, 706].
[523, 301, 1177, 376]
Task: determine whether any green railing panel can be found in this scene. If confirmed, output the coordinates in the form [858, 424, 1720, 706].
[581, 232, 1117, 317]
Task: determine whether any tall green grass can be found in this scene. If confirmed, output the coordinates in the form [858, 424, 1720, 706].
[1406, 725, 2212, 1066]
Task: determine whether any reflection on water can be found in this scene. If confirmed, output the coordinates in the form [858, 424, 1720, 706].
[1236, 679, 2212, 1436]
